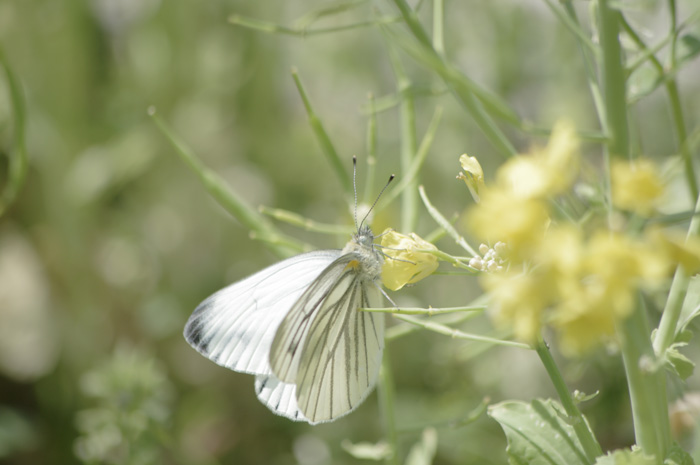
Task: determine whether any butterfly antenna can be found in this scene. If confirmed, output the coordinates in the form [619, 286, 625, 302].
[359, 173, 395, 229]
[352, 156, 359, 231]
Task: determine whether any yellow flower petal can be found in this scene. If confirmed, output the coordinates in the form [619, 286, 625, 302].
[481, 271, 553, 344]
[458, 154, 485, 202]
[380, 230, 439, 291]
[467, 189, 549, 262]
[496, 121, 580, 199]
[648, 228, 700, 274]
[611, 159, 665, 216]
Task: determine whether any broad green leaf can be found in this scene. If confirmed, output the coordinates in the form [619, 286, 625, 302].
[593, 447, 655, 465]
[404, 427, 438, 465]
[488, 399, 590, 465]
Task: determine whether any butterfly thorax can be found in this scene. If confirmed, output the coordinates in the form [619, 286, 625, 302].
[341, 225, 384, 282]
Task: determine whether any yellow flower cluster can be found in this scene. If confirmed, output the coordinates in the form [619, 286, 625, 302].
[465, 122, 700, 356]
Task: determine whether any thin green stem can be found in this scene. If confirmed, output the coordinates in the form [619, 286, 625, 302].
[229, 14, 400, 37]
[378, 348, 399, 465]
[535, 340, 603, 463]
[654, 190, 700, 355]
[259, 206, 354, 235]
[386, 0, 518, 158]
[148, 107, 298, 258]
[559, 0, 607, 130]
[291, 69, 351, 195]
[364, 93, 378, 204]
[378, 107, 442, 212]
[386, 43, 419, 232]
[419, 185, 479, 256]
[361, 305, 486, 315]
[620, 16, 698, 200]
[394, 314, 530, 349]
[542, 0, 598, 55]
[432, 0, 445, 57]
[418, 248, 474, 271]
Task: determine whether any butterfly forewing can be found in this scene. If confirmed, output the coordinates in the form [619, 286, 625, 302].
[184, 250, 341, 375]
[268, 255, 355, 383]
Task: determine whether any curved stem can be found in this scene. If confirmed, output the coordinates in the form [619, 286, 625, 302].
[535, 340, 603, 463]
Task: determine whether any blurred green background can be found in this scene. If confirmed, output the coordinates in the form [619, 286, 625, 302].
[1, 0, 699, 464]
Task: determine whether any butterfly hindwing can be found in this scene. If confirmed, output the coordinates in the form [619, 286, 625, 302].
[269, 253, 384, 423]
[184, 250, 341, 376]
[254, 375, 307, 422]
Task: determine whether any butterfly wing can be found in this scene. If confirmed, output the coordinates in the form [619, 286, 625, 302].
[184, 250, 341, 376]
[254, 375, 307, 422]
[270, 254, 385, 423]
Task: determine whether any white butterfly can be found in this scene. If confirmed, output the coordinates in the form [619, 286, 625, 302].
[184, 222, 386, 424]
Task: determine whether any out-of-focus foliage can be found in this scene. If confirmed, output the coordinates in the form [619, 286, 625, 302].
[0, 0, 699, 464]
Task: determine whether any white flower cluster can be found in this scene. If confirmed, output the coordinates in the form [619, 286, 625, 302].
[469, 242, 507, 272]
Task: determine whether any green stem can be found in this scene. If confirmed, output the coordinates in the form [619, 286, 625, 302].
[361, 305, 486, 315]
[653, 189, 700, 355]
[535, 340, 603, 463]
[364, 93, 378, 204]
[559, 0, 607, 130]
[229, 14, 400, 36]
[620, 16, 698, 201]
[387, 0, 517, 158]
[432, 0, 445, 57]
[149, 107, 298, 258]
[291, 69, 351, 195]
[386, 43, 419, 232]
[617, 301, 670, 463]
[394, 314, 530, 349]
[598, 0, 629, 160]
[377, 107, 442, 212]
[259, 206, 354, 235]
[378, 347, 399, 465]
[418, 185, 479, 256]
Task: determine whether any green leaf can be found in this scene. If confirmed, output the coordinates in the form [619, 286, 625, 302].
[488, 399, 591, 465]
[665, 342, 695, 380]
[663, 443, 694, 465]
[678, 34, 700, 65]
[627, 64, 663, 101]
[404, 427, 438, 465]
[678, 275, 700, 331]
[593, 447, 655, 465]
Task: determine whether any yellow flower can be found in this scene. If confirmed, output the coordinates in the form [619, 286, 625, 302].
[457, 154, 485, 202]
[648, 228, 700, 274]
[481, 270, 553, 344]
[611, 158, 665, 216]
[467, 189, 549, 261]
[380, 230, 439, 291]
[547, 230, 669, 356]
[496, 121, 580, 199]
[553, 295, 617, 356]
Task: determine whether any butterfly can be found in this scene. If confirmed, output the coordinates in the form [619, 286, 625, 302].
[184, 166, 392, 424]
